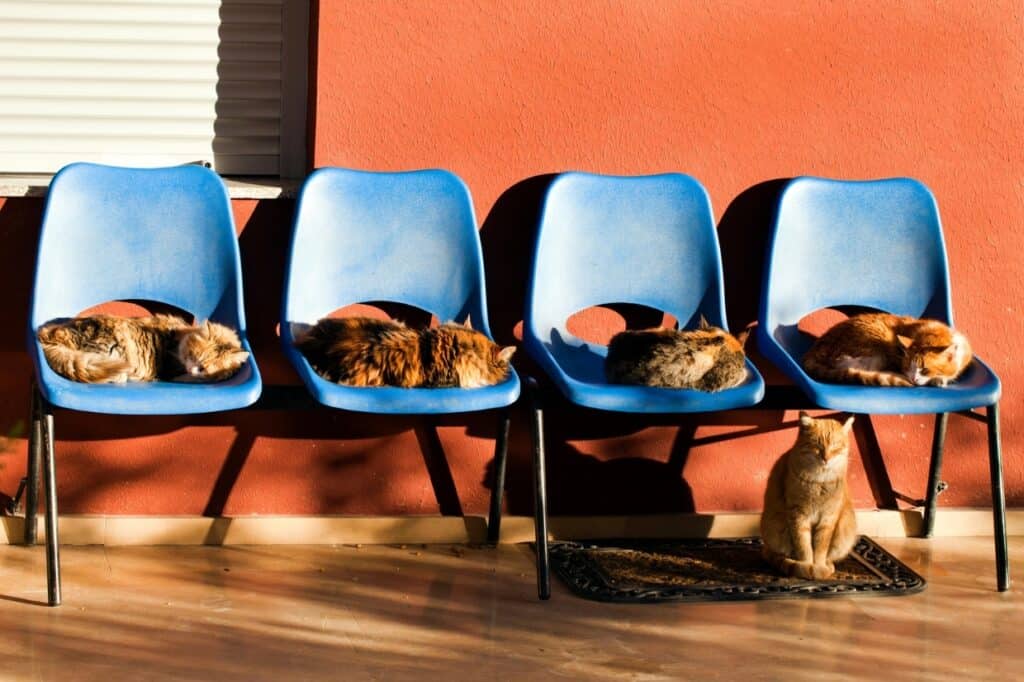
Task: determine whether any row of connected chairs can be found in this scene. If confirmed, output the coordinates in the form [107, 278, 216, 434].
[24, 164, 1005, 609]
[523, 172, 1005, 598]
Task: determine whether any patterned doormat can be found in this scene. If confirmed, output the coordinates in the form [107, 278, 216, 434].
[548, 537, 925, 603]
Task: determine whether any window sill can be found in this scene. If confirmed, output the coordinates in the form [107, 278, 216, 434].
[0, 174, 302, 200]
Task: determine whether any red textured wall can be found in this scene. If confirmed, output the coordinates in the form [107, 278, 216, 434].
[0, 0, 1020, 519]
[311, 0, 1023, 513]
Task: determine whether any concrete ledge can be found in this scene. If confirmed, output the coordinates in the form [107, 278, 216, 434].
[4, 509, 1021, 546]
[0, 174, 302, 199]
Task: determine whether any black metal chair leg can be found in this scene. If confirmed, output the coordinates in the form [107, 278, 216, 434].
[24, 385, 43, 546]
[486, 409, 512, 545]
[528, 379, 550, 600]
[986, 402, 1009, 592]
[922, 412, 948, 538]
[41, 399, 62, 606]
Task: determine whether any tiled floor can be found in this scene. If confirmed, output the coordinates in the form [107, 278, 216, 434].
[0, 537, 1019, 681]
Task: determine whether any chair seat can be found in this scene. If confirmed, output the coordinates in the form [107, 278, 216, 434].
[526, 332, 765, 413]
[760, 333, 1001, 414]
[283, 345, 521, 414]
[31, 340, 262, 416]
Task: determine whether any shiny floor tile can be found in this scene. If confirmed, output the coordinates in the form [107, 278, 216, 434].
[0, 537, 1019, 681]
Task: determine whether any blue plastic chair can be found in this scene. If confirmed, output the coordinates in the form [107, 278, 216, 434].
[523, 171, 765, 598]
[281, 168, 521, 539]
[757, 176, 1007, 591]
[26, 163, 263, 605]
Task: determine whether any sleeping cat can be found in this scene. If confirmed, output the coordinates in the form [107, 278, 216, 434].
[803, 312, 972, 387]
[604, 317, 749, 391]
[761, 412, 858, 580]
[38, 314, 249, 384]
[295, 316, 515, 388]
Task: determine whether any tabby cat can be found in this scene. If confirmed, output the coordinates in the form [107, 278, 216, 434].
[761, 412, 858, 580]
[295, 316, 515, 388]
[803, 312, 972, 387]
[38, 314, 249, 384]
[604, 317, 749, 391]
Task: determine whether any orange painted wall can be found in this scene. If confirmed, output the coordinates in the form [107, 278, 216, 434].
[0, 1, 1020, 518]
[311, 0, 1023, 513]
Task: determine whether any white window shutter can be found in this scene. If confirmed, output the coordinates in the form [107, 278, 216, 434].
[0, 0, 303, 176]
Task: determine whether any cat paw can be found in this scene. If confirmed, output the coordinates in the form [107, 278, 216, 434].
[810, 563, 835, 580]
[788, 561, 816, 579]
[889, 374, 914, 387]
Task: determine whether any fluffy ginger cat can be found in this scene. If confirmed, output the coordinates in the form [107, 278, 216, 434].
[38, 314, 249, 384]
[295, 316, 515, 388]
[761, 412, 858, 580]
[604, 317, 749, 391]
[803, 312, 972, 387]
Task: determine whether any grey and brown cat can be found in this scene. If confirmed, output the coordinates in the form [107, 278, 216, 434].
[295, 316, 515, 388]
[604, 317, 749, 391]
[38, 314, 249, 383]
[760, 412, 858, 580]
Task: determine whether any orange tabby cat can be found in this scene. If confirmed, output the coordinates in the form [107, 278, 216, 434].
[295, 316, 515, 388]
[761, 412, 858, 580]
[803, 312, 972, 387]
[38, 314, 249, 383]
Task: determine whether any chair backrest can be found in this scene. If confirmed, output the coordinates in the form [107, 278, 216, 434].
[30, 163, 246, 331]
[282, 167, 491, 333]
[760, 177, 953, 349]
[526, 172, 729, 344]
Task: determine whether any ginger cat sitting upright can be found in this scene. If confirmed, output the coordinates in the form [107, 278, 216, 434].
[761, 412, 858, 580]
[803, 312, 972, 387]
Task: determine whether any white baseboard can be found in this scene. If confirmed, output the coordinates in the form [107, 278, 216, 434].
[4, 509, 1021, 546]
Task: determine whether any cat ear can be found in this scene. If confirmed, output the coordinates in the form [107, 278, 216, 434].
[495, 346, 516, 363]
[698, 314, 711, 330]
[896, 335, 914, 349]
[735, 328, 750, 348]
[842, 415, 855, 433]
[942, 343, 957, 360]
[229, 350, 250, 365]
[798, 411, 813, 427]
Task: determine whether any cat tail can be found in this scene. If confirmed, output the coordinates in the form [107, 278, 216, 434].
[40, 344, 131, 383]
[803, 357, 912, 387]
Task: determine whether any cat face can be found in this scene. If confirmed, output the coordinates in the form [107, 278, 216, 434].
[443, 326, 515, 388]
[898, 331, 966, 387]
[794, 412, 854, 467]
[698, 315, 750, 352]
[177, 321, 249, 382]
